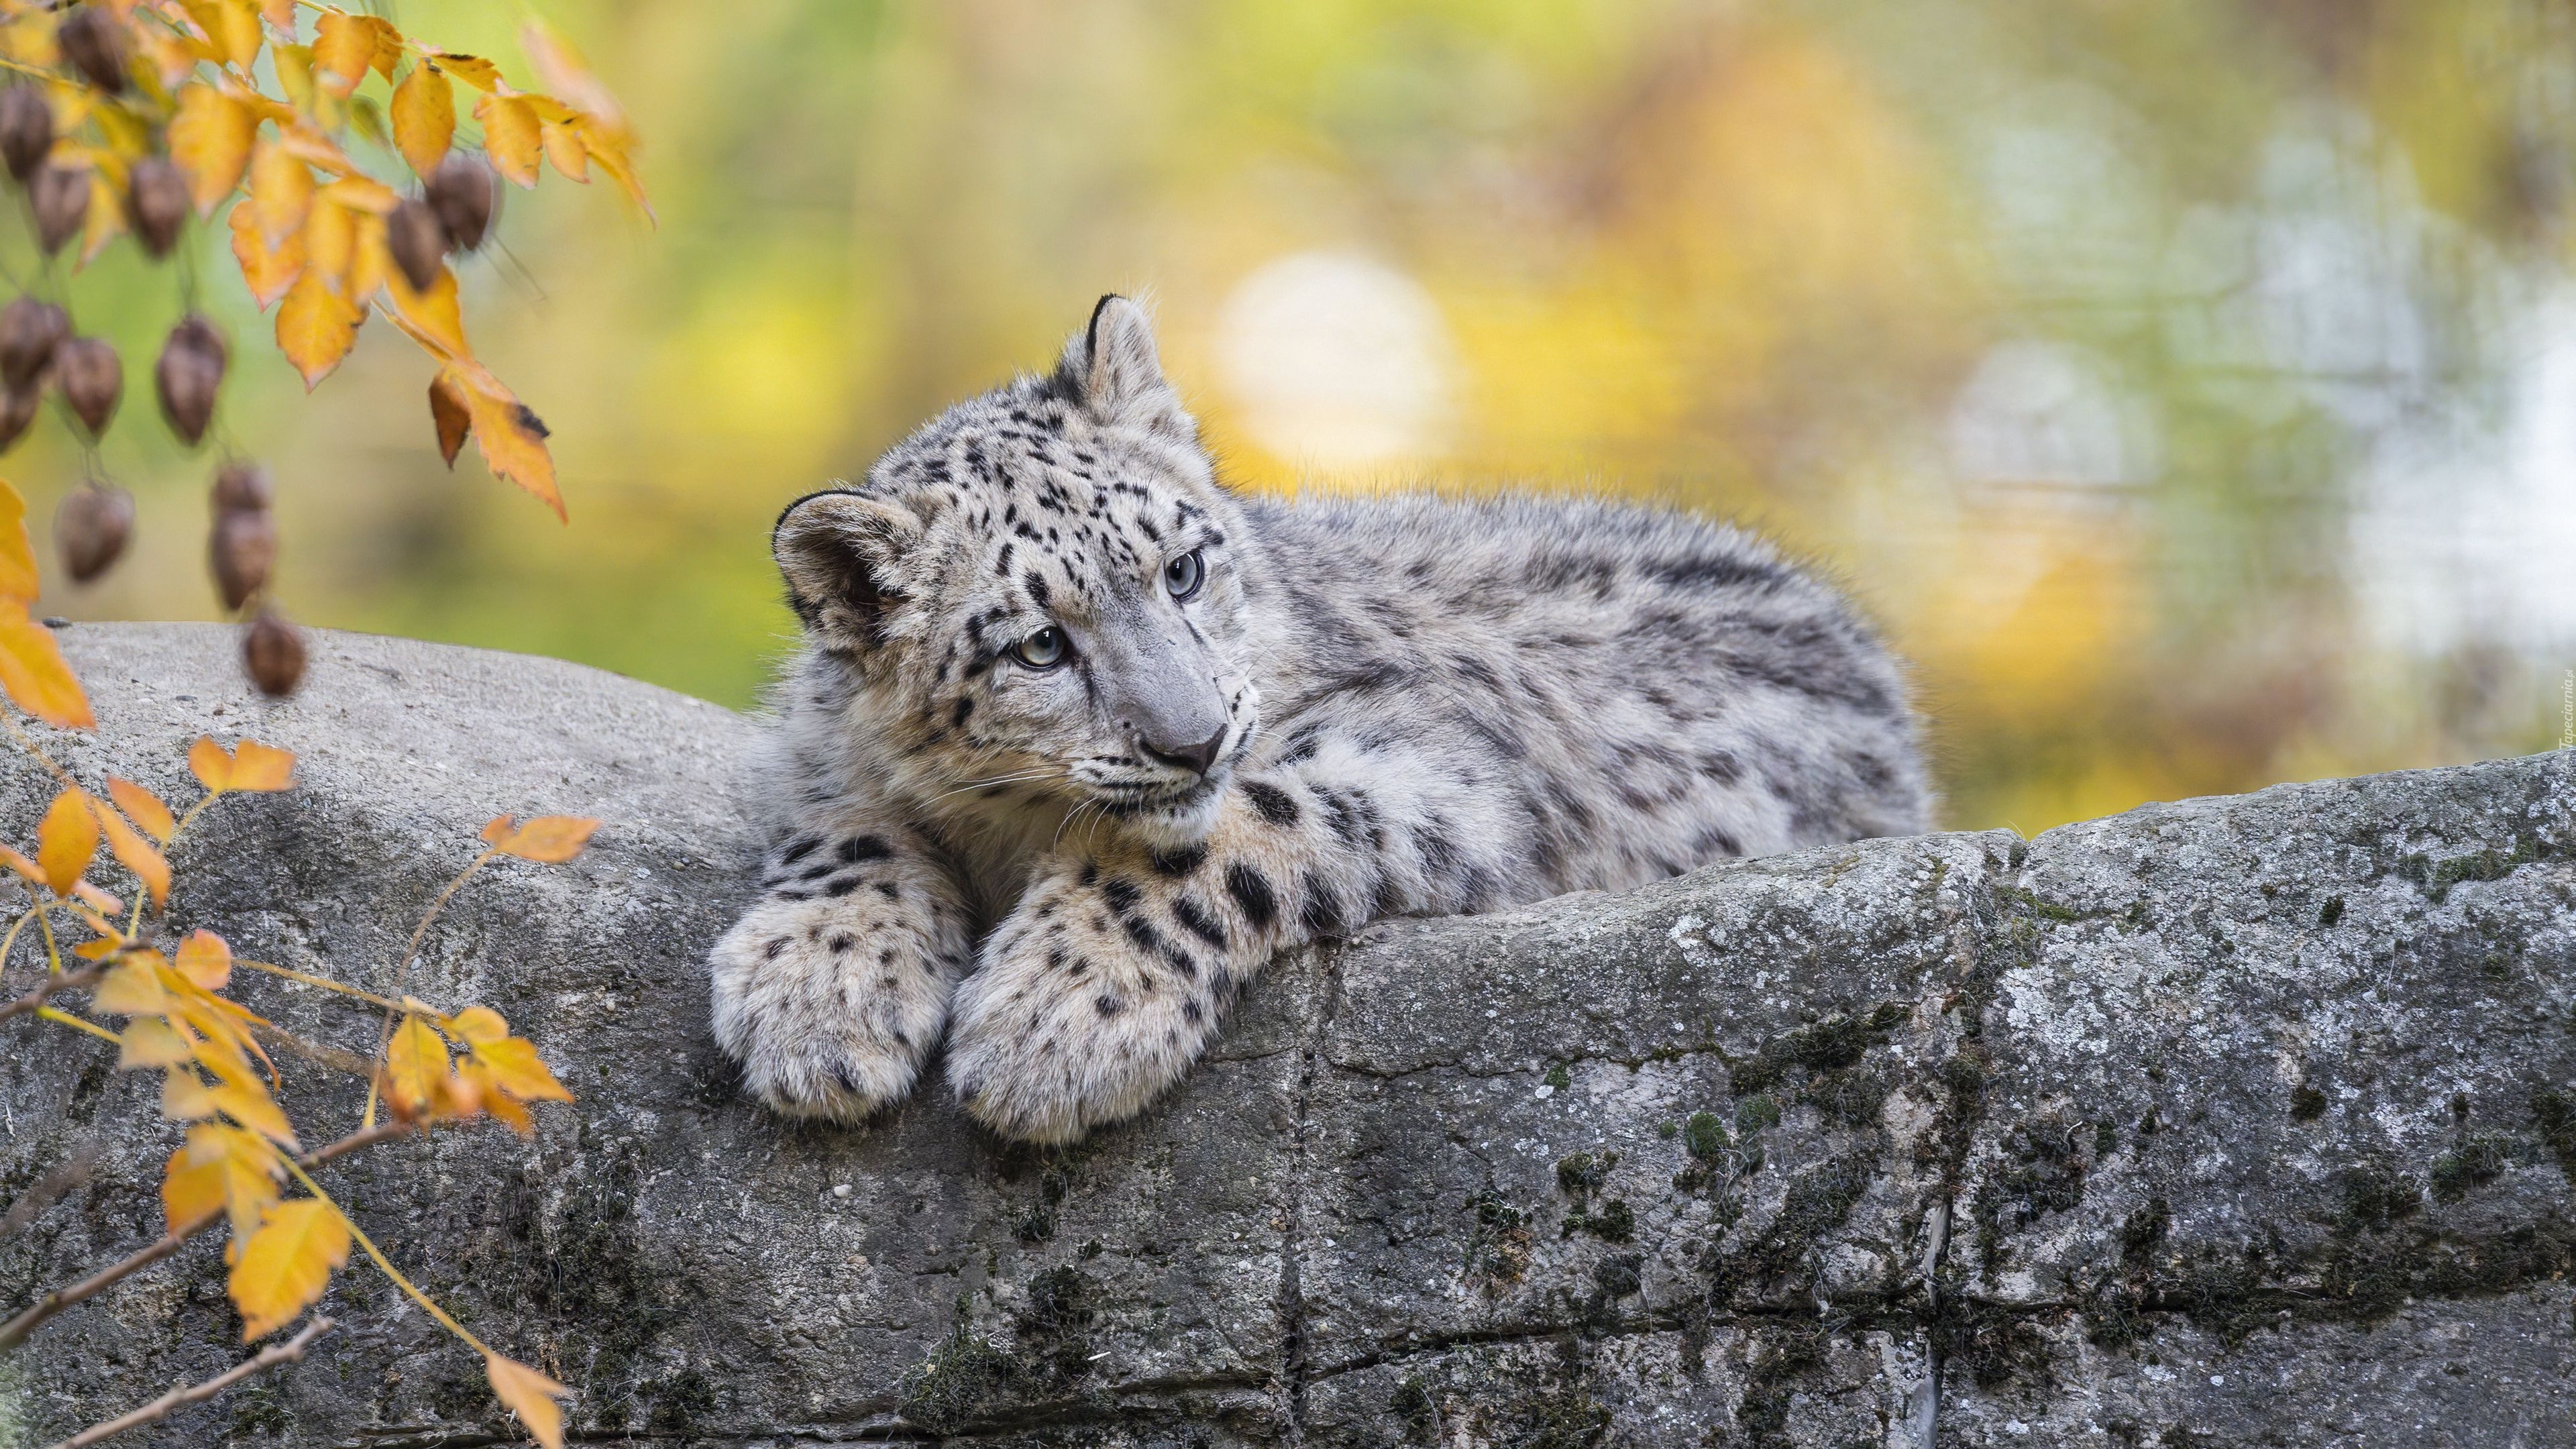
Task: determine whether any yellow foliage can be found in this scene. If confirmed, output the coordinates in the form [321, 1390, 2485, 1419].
[166, 84, 256, 216]
[480, 814, 598, 863]
[228, 1198, 350, 1340]
[484, 1352, 570, 1449]
[390, 62, 455, 177]
[36, 789, 98, 895]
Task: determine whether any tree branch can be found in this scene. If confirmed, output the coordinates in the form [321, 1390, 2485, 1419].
[42, 1315, 333, 1449]
[0, 965, 104, 1024]
[0, 1121, 411, 1353]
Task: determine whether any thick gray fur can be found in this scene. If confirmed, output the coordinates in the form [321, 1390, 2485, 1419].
[708, 296, 1931, 1143]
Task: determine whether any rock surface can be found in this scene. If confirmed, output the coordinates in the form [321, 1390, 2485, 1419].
[0, 623, 2569, 1448]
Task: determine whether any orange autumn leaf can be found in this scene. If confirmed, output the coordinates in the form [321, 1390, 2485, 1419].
[248, 140, 313, 247]
[311, 11, 383, 97]
[161, 1140, 228, 1232]
[484, 1352, 570, 1449]
[176, 929, 233, 989]
[229, 197, 305, 310]
[429, 370, 472, 466]
[539, 119, 586, 183]
[479, 814, 596, 863]
[462, 380, 561, 519]
[0, 845, 36, 887]
[119, 1017, 193, 1070]
[191, 737, 297, 793]
[276, 271, 364, 390]
[229, 1197, 349, 1340]
[441, 1005, 510, 1046]
[475, 93, 541, 187]
[391, 61, 455, 177]
[462, 1058, 534, 1134]
[36, 788, 98, 894]
[168, 84, 258, 216]
[573, 117, 651, 221]
[107, 778, 175, 843]
[432, 53, 501, 91]
[468, 1034, 572, 1104]
[70, 880, 123, 918]
[0, 605, 93, 730]
[384, 1013, 447, 1117]
[89, 791, 170, 909]
[386, 264, 468, 360]
[0, 480, 38, 603]
[93, 957, 172, 1016]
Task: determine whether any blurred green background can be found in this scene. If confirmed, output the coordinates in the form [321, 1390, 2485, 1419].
[38, 0, 2576, 833]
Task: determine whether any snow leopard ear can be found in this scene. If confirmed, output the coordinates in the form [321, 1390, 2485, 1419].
[773, 489, 921, 646]
[1060, 294, 1192, 436]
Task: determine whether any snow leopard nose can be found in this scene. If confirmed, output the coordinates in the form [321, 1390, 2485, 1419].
[1141, 724, 1228, 776]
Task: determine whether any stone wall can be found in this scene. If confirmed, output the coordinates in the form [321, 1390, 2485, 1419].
[1, 625, 2569, 1447]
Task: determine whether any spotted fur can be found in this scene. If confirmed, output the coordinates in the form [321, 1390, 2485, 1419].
[707, 296, 1931, 1142]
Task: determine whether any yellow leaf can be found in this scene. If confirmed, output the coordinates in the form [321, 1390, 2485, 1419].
[0, 845, 39, 888]
[89, 792, 169, 909]
[248, 140, 311, 246]
[311, 11, 377, 97]
[429, 370, 472, 466]
[519, 19, 625, 136]
[484, 1352, 569, 1449]
[474, 94, 541, 188]
[230, 741, 296, 790]
[384, 1013, 447, 1117]
[461, 378, 561, 520]
[317, 174, 398, 215]
[470, 1035, 572, 1104]
[162, 1069, 217, 1121]
[38, 788, 98, 894]
[107, 778, 174, 843]
[484, 814, 598, 863]
[94, 957, 172, 1016]
[260, 0, 296, 32]
[461, 1059, 533, 1134]
[228, 1198, 349, 1340]
[162, 1140, 226, 1231]
[273, 42, 318, 115]
[302, 192, 354, 279]
[189, 736, 234, 792]
[70, 880, 121, 918]
[539, 119, 586, 183]
[176, 929, 233, 989]
[0, 605, 95, 730]
[0, 480, 37, 603]
[195, 1124, 284, 1238]
[211, 0, 262, 70]
[168, 85, 257, 217]
[77, 176, 124, 270]
[345, 208, 388, 305]
[433, 54, 500, 91]
[390, 61, 453, 178]
[213, 1077, 296, 1146]
[442, 1005, 510, 1046]
[229, 197, 303, 309]
[387, 265, 467, 361]
[120, 1017, 193, 1069]
[574, 117, 650, 221]
[276, 270, 363, 390]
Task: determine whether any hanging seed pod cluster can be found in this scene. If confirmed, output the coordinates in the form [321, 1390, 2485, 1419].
[0, 3, 645, 707]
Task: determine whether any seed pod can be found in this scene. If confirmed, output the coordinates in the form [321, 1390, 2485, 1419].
[244, 611, 305, 696]
[58, 9, 128, 96]
[54, 482, 132, 584]
[210, 507, 275, 610]
[425, 155, 493, 252]
[54, 336, 120, 437]
[211, 460, 272, 514]
[126, 156, 188, 258]
[386, 198, 447, 292]
[0, 384, 38, 452]
[155, 316, 227, 446]
[0, 88, 52, 183]
[0, 299, 66, 388]
[30, 165, 87, 255]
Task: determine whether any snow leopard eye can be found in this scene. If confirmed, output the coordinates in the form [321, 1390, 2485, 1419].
[1163, 549, 1204, 602]
[1012, 625, 1069, 669]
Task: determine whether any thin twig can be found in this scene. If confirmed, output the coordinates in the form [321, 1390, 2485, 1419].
[0, 964, 102, 1024]
[44, 1315, 333, 1449]
[363, 850, 495, 1128]
[0, 1121, 412, 1353]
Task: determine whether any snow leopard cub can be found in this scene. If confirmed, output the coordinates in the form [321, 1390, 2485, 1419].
[709, 295, 1929, 1144]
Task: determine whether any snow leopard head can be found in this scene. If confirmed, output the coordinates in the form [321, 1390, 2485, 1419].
[773, 296, 1263, 845]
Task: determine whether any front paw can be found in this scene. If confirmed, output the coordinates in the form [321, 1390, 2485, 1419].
[708, 894, 951, 1123]
[946, 872, 1229, 1144]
